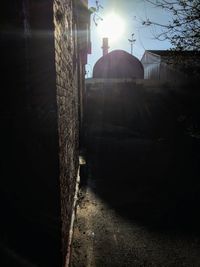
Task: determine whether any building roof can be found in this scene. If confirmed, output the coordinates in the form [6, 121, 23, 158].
[93, 50, 144, 79]
[142, 50, 200, 77]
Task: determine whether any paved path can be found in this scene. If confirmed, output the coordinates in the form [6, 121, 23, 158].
[71, 129, 200, 267]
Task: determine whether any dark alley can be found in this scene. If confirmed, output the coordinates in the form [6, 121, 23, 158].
[1, 1, 200, 266]
[71, 79, 200, 267]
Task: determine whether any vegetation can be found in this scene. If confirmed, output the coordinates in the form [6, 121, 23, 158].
[143, 0, 200, 50]
[89, 0, 103, 26]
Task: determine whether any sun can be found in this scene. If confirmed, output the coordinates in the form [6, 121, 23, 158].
[98, 13, 125, 43]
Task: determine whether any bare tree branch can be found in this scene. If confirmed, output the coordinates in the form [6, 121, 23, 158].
[89, 1, 103, 26]
[142, 0, 200, 50]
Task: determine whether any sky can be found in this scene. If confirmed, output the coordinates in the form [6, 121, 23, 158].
[87, 0, 172, 77]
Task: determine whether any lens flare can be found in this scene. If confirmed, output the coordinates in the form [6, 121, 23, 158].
[98, 13, 125, 43]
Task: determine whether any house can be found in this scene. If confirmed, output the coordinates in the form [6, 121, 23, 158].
[141, 50, 200, 81]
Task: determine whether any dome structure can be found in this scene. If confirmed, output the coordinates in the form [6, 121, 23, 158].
[93, 50, 144, 79]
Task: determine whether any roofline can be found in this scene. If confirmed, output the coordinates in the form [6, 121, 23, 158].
[144, 50, 162, 58]
[141, 50, 161, 62]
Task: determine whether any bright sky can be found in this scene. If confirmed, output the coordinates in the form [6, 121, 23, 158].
[87, 0, 172, 77]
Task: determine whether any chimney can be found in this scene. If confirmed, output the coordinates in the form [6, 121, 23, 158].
[102, 37, 109, 56]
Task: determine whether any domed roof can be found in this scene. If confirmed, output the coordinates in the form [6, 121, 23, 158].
[93, 50, 144, 79]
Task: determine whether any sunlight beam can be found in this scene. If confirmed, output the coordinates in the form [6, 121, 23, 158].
[98, 13, 125, 44]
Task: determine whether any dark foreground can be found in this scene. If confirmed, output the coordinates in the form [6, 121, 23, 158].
[71, 83, 200, 266]
[71, 125, 200, 266]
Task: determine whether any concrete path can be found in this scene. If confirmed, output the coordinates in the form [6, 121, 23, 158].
[71, 128, 200, 267]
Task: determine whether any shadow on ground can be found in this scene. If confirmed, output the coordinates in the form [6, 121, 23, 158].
[83, 85, 200, 234]
[72, 86, 200, 267]
[84, 131, 200, 234]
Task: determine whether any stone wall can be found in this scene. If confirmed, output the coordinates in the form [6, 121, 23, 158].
[54, 0, 79, 263]
[0, 0, 88, 266]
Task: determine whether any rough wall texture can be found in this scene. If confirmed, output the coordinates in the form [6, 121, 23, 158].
[54, 0, 79, 262]
[0, 0, 86, 266]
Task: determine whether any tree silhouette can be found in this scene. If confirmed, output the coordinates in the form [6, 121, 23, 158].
[143, 0, 200, 50]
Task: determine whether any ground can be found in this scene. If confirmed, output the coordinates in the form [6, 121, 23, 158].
[71, 86, 200, 267]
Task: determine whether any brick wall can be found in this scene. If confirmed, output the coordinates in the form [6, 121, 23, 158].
[54, 0, 79, 263]
[0, 0, 88, 266]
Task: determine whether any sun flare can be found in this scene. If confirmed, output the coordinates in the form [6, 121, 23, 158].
[98, 13, 125, 43]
